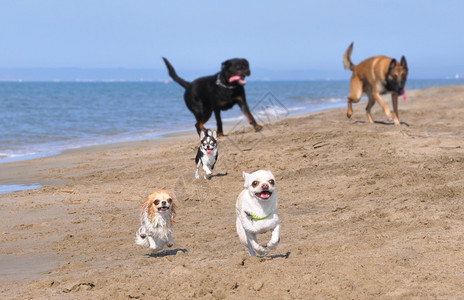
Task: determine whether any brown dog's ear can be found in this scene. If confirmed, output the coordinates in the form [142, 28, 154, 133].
[400, 56, 408, 71]
[388, 58, 397, 72]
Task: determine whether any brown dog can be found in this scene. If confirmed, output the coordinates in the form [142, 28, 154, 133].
[343, 42, 408, 125]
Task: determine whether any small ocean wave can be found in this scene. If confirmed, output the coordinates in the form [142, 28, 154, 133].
[299, 97, 346, 104]
[222, 105, 307, 122]
[0, 127, 191, 163]
[0, 151, 61, 163]
[0, 184, 42, 194]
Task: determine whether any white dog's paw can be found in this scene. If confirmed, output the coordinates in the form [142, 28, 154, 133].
[204, 174, 212, 180]
[137, 227, 147, 238]
[267, 241, 279, 250]
[149, 246, 163, 253]
[195, 173, 200, 179]
[255, 246, 268, 256]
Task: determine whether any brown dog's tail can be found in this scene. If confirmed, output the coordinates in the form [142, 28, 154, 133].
[162, 57, 190, 89]
[343, 42, 355, 71]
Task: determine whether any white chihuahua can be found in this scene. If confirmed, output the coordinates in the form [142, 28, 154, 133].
[235, 170, 280, 256]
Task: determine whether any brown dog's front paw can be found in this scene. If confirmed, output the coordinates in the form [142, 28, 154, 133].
[254, 124, 263, 132]
[217, 132, 224, 137]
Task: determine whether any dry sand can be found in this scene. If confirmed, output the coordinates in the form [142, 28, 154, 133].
[1, 85, 464, 299]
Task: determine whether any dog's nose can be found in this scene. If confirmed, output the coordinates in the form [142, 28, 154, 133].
[161, 201, 166, 205]
[262, 183, 269, 190]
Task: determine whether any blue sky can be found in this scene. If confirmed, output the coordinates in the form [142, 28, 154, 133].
[1, 0, 463, 79]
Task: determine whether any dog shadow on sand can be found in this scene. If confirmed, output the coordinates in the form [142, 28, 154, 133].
[210, 172, 228, 178]
[354, 120, 410, 126]
[146, 248, 188, 258]
[258, 251, 291, 260]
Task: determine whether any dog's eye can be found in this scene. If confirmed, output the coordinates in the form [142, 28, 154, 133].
[154, 200, 160, 205]
[269, 179, 275, 186]
[252, 181, 259, 187]
[167, 198, 172, 204]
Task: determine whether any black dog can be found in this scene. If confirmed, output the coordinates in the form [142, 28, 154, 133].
[162, 57, 263, 136]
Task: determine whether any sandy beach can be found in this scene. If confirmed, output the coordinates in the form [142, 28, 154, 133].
[1, 85, 464, 299]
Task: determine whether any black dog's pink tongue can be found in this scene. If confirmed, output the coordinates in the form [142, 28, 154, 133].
[229, 75, 246, 85]
[229, 75, 241, 82]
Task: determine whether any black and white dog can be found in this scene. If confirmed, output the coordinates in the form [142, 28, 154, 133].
[195, 130, 218, 180]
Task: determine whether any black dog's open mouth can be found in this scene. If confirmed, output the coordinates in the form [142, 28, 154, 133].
[158, 206, 170, 212]
[255, 191, 272, 200]
[228, 73, 247, 85]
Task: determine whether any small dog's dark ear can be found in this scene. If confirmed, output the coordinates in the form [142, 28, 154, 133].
[388, 59, 397, 71]
[400, 56, 408, 70]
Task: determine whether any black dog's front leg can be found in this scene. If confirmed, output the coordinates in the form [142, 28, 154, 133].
[214, 109, 224, 136]
[237, 96, 262, 132]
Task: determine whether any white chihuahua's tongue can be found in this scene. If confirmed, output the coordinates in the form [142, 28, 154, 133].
[257, 191, 271, 199]
[206, 149, 213, 155]
[229, 75, 246, 85]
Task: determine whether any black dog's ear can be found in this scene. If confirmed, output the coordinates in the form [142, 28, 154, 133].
[221, 59, 231, 70]
[388, 59, 397, 72]
[400, 56, 408, 71]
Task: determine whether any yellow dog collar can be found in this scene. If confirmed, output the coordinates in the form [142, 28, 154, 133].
[245, 211, 272, 220]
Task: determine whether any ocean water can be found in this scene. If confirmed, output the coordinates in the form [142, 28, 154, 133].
[1, 79, 463, 164]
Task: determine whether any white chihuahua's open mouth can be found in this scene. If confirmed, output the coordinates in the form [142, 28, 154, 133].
[158, 206, 170, 212]
[255, 191, 272, 200]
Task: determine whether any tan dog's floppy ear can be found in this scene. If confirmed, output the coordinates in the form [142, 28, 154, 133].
[144, 192, 158, 222]
[242, 172, 250, 187]
[400, 56, 408, 71]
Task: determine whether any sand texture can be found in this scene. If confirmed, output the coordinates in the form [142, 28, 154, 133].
[1, 85, 464, 299]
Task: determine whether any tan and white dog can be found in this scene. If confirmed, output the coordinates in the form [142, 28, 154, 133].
[343, 42, 408, 125]
[135, 190, 177, 253]
[236, 170, 280, 256]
